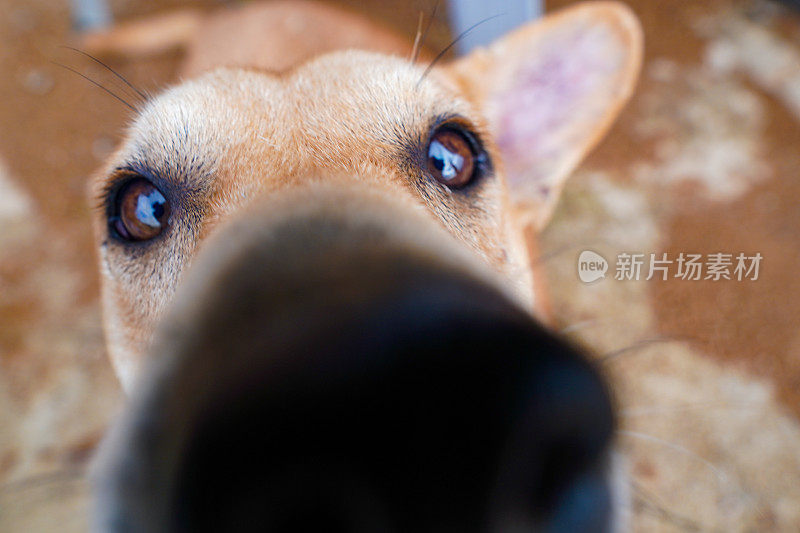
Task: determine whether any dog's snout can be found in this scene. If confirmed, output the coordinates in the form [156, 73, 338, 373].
[490, 340, 616, 533]
[93, 188, 615, 533]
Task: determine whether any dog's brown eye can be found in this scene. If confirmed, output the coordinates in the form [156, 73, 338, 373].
[112, 178, 170, 241]
[427, 128, 475, 188]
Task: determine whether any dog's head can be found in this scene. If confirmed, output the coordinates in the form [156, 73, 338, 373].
[88, 3, 642, 530]
[89, 2, 641, 390]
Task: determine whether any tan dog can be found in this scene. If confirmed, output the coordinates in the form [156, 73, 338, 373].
[86, 0, 641, 394]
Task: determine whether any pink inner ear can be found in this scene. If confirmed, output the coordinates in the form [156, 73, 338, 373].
[494, 21, 625, 200]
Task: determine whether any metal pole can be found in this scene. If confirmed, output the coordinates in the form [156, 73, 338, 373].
[447, 0, 543, 55]
[71, 0, 112, 32]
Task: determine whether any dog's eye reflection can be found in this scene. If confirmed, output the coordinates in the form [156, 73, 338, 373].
[427, 128, 475, 188]
[111, 178, 170, 242]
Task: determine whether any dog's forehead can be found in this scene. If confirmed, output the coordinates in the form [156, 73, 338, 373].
[122, 52, 474, 179]
[120, 68, 278, 181]
[285, 52, 461, 145]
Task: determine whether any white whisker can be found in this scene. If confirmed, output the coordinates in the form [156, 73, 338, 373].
[618, 429, 728, 487]
[621, 402, 760, 417]
[560, 319, 599, 335]
[602, 336, 690, 362]
[409, 12, 424, 63]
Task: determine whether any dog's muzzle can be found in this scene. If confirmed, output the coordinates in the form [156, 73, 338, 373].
[92, 186, 616, 533]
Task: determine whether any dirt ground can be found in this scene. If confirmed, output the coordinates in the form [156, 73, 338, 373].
[0, 0, 799, 531]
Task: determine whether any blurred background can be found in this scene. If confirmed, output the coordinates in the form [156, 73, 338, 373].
[0, 0, 799, 530]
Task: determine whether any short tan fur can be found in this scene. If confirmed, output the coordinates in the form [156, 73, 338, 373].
[86, 0, 642, 391]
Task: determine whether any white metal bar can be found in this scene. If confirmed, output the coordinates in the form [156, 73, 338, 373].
[446, 0, 543, 55]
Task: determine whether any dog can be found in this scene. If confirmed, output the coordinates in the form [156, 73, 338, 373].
[87, 0, 642, 391]
[84, 1, 642, 531]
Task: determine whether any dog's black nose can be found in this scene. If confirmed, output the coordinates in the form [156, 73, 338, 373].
[93, 190, 616, 533]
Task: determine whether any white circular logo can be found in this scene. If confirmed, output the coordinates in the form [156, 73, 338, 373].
[577, 250, 608, 283]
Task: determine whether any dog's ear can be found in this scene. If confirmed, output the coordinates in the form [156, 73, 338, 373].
[446, 2, 642, 229]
